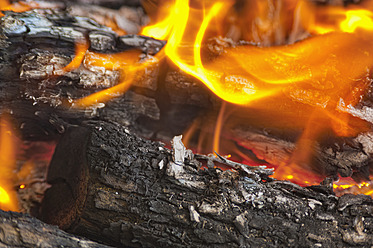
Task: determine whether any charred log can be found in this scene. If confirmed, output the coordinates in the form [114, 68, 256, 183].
[0, 209, 111, 247]
[40, 120, 373, 247]
[0, 9, 173, 140]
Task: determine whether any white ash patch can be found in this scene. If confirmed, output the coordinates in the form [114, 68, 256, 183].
[199, 201, 224, 215]
[189, 205, 200, 223]
[166, 135, 205, 190]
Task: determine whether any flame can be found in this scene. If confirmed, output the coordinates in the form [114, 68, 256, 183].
[0, 115, 19, 211]
[141, 0, 177, 40]
[3, 0, 373, 194]
[295, 0, 373, 35]
[340, 10, 373, 33]
[333, 179, 373, 197]
[59, 42, 90, 74]
[142, 0, 373, 187]
[213, 102, 226, 154]
[0, 0, 35, 17]
[71, 49, 158, 108]
[53, 40, 158, 108]
[142, 0, 373, 108]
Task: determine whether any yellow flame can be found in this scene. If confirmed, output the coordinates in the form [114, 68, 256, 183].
[0, 115, 19, 211]
[164, 0, 273, 105]
[71, 49, 158, 108]
[340, 10, 373, 33]
[155, 0, 373, 108]
[141, 1, 176, 40]
[0, 187, 10, 204]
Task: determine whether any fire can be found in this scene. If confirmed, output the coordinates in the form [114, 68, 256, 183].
[0, 113, 55, 212]
[1, 0, 373, 197]
[340, 10, 373, 33]
[0, 114, 18, 211]
[0, 0, 35, 16]
[53, 40, 159, 108]
[141, 0, 177, 40]
[141, 0, 373, 187]
[151, 0, 373, 106]
[59, 42, 90, 74]
[71, 49, 158, 107]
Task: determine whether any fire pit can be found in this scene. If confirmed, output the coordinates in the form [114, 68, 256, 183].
[1, 0, 373, 247]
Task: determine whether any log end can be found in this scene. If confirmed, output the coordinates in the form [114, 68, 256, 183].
[40, 126, 90, 230]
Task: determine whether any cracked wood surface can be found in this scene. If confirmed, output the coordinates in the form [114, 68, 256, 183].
[40, 120, 373, 247]
[0, 210, 111, 247]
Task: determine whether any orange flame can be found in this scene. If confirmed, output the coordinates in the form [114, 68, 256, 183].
[0, 0, 36, 17]
[295, 0, 373, 35]
[53, 39, 158, 108]
[142, 0, 373, 187]
[141, 0, 373, 109]
[0, 115, 19, 211]
[141, 0, 177, 40]
[59, 42, 90, 74]
[71, 49, 158, 108]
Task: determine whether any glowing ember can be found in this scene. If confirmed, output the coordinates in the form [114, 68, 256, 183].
[0, 112, 55, 212]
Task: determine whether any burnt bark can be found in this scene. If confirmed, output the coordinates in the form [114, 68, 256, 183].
[0, 8, 209, 142]
[0, 209, 112, 247]
[40, 120, 373, 247]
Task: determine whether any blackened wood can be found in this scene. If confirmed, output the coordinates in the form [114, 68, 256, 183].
[0, 9, 170, 140]
[0, 209, 112, 247]
[41, 120, 373, 247]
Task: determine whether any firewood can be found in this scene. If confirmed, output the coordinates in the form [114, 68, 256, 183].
[0, 209, 111, 247]
[0, 9, 167, 140]
[40, 120, 373, 247]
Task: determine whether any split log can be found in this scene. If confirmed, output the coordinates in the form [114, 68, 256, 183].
[40, 120, 373, 247]
[0, 209, 111, 247]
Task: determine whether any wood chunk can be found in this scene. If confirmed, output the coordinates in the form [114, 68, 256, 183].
[40, 120, 373, 247]
[0, 210, 111, 247]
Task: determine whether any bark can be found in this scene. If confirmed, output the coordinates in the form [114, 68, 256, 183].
[0, 209, 112, 247]
[40, 120, 373, 247]
[0, 8, 170, 140]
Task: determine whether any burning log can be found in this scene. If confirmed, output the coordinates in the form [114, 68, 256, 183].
[1, 5, 372, 186]
[0, 8, 169, 140]
[0, 0, 373, 247]
[39, 120, 373, 247]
